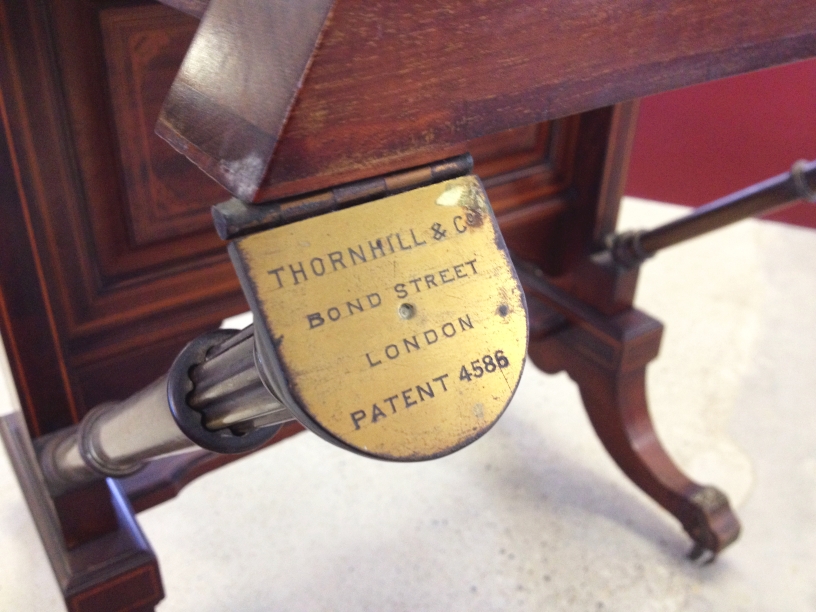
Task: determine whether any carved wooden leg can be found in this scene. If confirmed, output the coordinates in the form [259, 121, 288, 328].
[527, 295, 740, 556]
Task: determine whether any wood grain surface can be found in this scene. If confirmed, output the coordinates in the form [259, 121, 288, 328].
[156, 0, 816, 201]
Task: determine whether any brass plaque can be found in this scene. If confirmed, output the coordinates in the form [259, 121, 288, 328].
[229, 176, 528, 460]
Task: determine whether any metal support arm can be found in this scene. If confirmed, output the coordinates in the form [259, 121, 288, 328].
[608, 159, 816, 267]
[37, 325, 293, 495]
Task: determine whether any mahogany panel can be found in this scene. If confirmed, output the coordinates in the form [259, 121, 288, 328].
[499, 104, 639, 277]
[0, 90, 77, 435]
[0, 0, 86, 434]
[6, 0, 239, 342]
[476, 119, 579, 216]
[100, 4, 229, 246]
[0, 0, 244, 431]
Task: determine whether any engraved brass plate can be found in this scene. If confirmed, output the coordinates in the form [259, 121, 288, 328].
[229, 175, 528, 460]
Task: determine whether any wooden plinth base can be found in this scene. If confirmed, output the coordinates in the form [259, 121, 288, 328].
[0, 412, 164, 612]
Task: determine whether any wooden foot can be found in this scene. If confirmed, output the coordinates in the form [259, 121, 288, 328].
[523, 270, 740, 556]
[1, 413, 164, 612]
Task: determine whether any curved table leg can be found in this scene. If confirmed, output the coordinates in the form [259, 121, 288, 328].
[528, 305, 740, 557]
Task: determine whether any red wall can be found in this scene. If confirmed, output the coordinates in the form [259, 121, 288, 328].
[625, 58, 816, 229]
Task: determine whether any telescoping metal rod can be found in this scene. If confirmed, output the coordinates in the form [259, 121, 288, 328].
[37, 325, 293, 495]
[608, 159, 816, 267]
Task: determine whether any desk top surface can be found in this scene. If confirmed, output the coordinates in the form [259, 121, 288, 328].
[156, 1, 816, 202]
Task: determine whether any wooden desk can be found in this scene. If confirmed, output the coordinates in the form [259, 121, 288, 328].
[1, 2, 814, 610]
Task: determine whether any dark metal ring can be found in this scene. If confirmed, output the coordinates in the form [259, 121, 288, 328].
[609, 229, 652, 268]
[167, 330, 281, 454]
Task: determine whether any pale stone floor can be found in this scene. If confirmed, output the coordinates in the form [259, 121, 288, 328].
[1, 198, 815, 611]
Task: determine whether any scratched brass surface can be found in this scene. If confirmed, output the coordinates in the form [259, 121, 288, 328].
[230, 176, 528, 460]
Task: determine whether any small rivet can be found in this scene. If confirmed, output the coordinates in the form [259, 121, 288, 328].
[398, 303, 415, 319]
